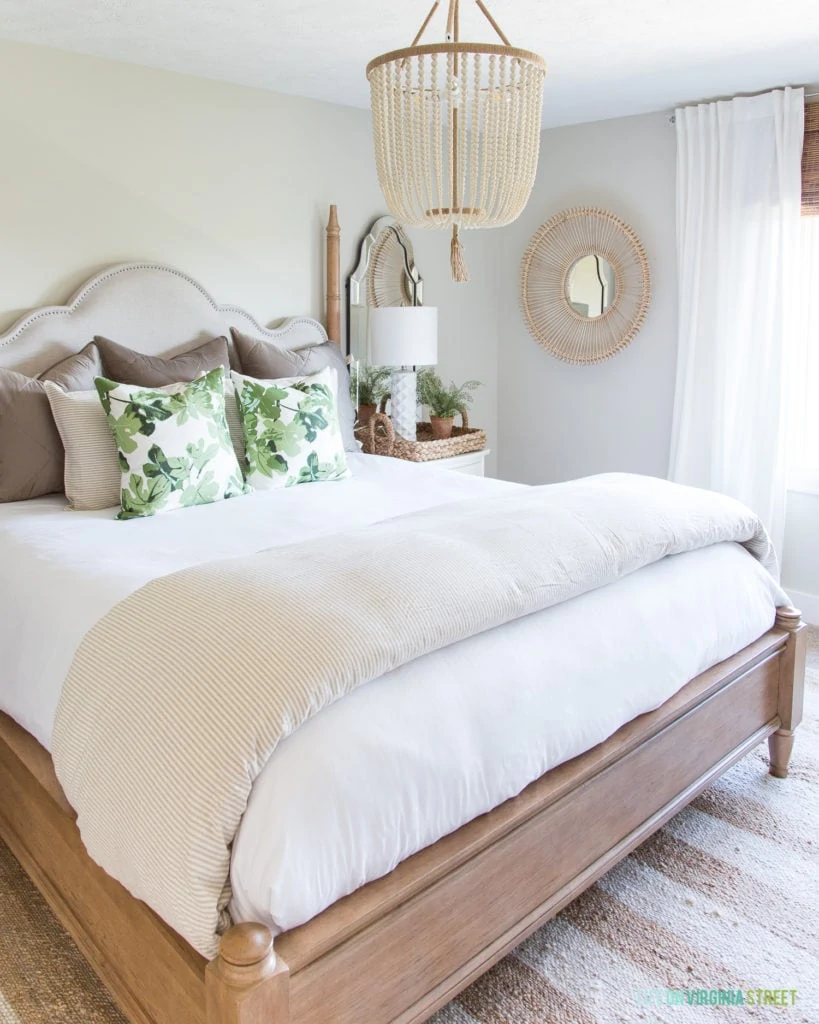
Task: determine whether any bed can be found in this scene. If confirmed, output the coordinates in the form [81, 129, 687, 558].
[0, 224, 807, 1024]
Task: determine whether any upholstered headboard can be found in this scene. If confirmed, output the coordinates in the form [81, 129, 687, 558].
[0, 262, 329, 378]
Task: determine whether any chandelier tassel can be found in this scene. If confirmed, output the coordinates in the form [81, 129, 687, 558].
[450, 225, 469, 283]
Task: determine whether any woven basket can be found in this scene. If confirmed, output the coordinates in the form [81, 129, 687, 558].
[356, 409, 486, 462]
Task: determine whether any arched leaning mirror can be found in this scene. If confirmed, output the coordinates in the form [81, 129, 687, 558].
[521, 207, 651, 364]
[347, 215, 423, 362]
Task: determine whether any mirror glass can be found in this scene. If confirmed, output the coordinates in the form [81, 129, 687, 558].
[347, 216, 423, 362]
[566, 254, 616, 319]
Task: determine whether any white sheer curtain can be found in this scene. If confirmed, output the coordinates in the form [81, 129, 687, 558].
[668, 87, 804, 560]
[789, 217, 819, 494]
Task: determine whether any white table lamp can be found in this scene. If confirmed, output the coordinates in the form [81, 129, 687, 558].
[369, 306, 438, 441]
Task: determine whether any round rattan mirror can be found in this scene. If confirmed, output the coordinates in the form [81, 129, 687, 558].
[521, 208, 650, 364]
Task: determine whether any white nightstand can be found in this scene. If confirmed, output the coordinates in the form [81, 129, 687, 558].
[417, 449, 490, 477]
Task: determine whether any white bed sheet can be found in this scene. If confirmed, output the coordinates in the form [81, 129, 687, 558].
[0, 454, 517, 748]
[0, 455, 787, 936]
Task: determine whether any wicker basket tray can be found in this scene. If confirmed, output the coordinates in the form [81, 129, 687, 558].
[356, 410, 486, 462]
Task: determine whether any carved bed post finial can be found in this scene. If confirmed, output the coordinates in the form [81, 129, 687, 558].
[326, 205, 341, 346]
[205, 923, 290, 1024]
[769, 606, 806, 778]
[774, 606, 802, 633]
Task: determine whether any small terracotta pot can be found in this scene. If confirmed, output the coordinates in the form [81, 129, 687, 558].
[358, 403, 377, 426]
[430, 415, 455, 440]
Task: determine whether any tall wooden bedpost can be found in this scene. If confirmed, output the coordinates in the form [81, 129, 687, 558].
[206, 923, 289, 1024]
[769, 606, 807, 778]
[326, 205, 341, 346]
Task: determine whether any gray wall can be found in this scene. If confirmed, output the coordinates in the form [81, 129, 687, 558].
[0, 42, 813, 611]
[781, 493, 819, 617]
[494, 110, 816, 614]
[405, 230, 500, 476]
[496, 112, 678, 485]
[0, 40, 501, 469]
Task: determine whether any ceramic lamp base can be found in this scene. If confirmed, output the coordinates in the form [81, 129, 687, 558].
[390, 369, 417, 440]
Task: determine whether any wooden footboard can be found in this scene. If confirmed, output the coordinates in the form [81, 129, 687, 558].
[0, 610, 806, 1024]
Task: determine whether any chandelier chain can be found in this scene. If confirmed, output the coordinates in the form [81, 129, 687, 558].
[411, 1, 441, 47]
[414, 0, 512, 48]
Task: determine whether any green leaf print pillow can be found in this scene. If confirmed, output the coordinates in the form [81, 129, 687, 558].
[95, 367, 250, 520]
[232, 367, 351, 489]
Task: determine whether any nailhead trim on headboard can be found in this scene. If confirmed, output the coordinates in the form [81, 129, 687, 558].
[0, 263, 328, 352]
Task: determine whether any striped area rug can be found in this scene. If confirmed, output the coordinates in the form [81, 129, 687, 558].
[1, 629, 817, 1024]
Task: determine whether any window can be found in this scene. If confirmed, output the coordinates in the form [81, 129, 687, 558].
[802, 102, 819, 216]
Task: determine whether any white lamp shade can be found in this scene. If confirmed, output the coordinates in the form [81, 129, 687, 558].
[368, 306, 438, 367]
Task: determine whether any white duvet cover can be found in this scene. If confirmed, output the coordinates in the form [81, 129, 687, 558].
[0, 455, 787, 934]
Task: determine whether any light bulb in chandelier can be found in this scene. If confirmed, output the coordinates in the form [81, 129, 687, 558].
[367, 0, 547, 282]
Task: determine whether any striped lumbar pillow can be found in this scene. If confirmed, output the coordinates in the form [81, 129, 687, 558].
[45, 383, 122, 510]
[47, 374, 248, 512]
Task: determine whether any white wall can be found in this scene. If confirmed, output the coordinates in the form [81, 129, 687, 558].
[404, 229, 499, 476]
[493, 108, 817, 618]
[0, 40, 499, 469]
[0, 42, 380, 338]
[781, 493, 819, 621]
[0, 41, 811, 606]
[496, 111, 678, 485]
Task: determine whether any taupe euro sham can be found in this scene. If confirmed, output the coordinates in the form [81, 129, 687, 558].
[0, 343, 102, 503]
[95, 335, 231, 387]
[231, 329, 357, 451]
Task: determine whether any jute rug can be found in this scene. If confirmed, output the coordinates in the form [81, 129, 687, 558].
[2, 630, 817, 1024]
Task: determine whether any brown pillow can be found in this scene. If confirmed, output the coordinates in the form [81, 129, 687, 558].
[0, 343, 103, 503]
[231, 329, 357, 451]
[95, 335, 230, 387]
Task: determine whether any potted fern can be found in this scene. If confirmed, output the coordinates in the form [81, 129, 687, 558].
[417, 369, 481, 440]
[349, 363, 391, 426]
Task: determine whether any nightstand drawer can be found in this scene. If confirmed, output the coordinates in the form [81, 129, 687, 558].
[418, 449, 489, 477]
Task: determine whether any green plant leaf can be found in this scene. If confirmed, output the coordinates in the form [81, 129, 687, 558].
[94, 377, 119, 416]
[180, 470, 221, 507]
[186, 437, 220, 472]
[110, 408, 147, 454]
[349, 363, 391, 406]
[142, 444, 190, 491]
[251, 442, 289, 478]
[117, 472, 172, 520]
[296, 451, 321, 483]
[417, 369, 481, 418]
[294, 384, 332, 441]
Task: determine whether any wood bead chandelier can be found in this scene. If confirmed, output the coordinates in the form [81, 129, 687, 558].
[366, 0, 546, 282]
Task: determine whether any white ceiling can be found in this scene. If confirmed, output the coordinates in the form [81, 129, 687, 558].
[1, 0, 818, 128]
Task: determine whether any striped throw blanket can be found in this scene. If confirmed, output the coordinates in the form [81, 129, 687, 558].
[51, 473, 778, 958]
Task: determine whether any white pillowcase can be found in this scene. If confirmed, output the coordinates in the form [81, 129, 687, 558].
[231, 367, 350, 490]
[46, 369, 343, 510]
[95, 368, 248, 520]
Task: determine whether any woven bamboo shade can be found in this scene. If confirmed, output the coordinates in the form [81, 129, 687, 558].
[366, 0, 546, 282]
[803, 102, 819, 216]
[521, 208, 651, 365]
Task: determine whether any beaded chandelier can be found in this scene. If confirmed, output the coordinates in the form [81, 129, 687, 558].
[367, 0, 546, 282]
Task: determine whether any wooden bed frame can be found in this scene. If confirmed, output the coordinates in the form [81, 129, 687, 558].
[0, 210, 808, 1024]
[0, 613, 807, 1024]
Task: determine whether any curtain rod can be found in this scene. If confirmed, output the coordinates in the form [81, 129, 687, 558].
[668, 87, 819, 125]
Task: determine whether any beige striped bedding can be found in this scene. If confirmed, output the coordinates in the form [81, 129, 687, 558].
[51, 473, 778, 958]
